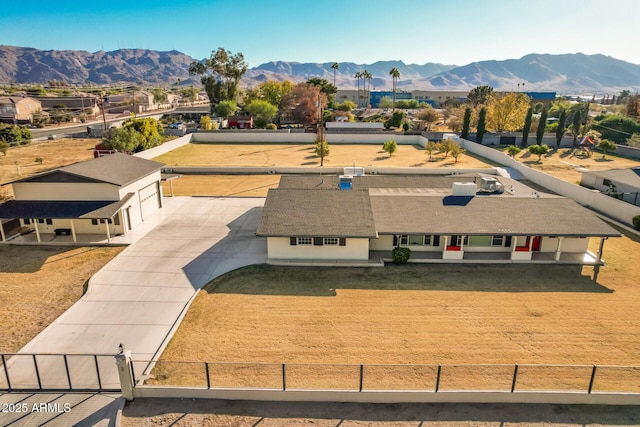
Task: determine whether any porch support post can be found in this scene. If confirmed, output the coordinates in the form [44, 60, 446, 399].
[33, 219, 41, 243]
[169, 179, 174, 197]
[460, 235, 465, 251]
[70, 219, 77, 243]
[597, 237, 606, 263]
[555, 237, 564, 261]
[120, 211, 127, 236]
[528, 236, 533, 251]
[0, 220, 5, 242]
[443, 235, 449, 254]
[105, 220, 111, 243]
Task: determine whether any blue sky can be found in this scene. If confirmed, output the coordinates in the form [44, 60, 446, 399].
[2, 0, 639, 66]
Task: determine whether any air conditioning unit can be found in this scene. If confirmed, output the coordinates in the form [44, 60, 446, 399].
[480, 177, 504, 194]
[339, 175, 353, 190]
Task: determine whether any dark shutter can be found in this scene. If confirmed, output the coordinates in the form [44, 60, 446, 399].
[504, 236, 512, 247]
[393, 235, 398, 246]
[433, 235, 440, 246]
[290, 237, 297, 245]
[314, 237, 323, 246]
[339, 238, 346, 246]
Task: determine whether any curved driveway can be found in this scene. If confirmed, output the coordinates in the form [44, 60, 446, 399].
[13, 197, 266, 387]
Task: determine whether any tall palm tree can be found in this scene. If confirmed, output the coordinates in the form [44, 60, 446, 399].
[331, 62, 339, 89]
[355, 71, 363, 107]
[389, 67, 400, 111]
[363, 70, 372, 108]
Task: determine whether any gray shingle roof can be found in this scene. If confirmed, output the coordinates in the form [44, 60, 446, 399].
[582, 168, 640, 189]
[0, 194, 134, 219]
[370, 194, 620, 237]
[256, 188, 377, 238]
[14, 153, 164, 187]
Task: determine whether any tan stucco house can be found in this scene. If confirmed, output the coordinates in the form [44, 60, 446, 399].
[0, 153, 164, 243]
[257, 174, 620, 265]
[0, 96, 42, 124]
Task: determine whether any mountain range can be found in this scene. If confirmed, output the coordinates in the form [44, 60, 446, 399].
[1, 45, 640, 94]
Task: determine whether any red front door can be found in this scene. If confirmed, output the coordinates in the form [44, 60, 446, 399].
[532, 236, 541, 251]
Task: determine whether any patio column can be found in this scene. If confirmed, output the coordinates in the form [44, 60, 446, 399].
[555, 237, 564, 261]
[442, 235, 449, 254]
[528, 236, 533, 251]
[33, 219, 41, 243]
[597, 237, 607, 263]
[169, 179, 174, 197]
[70, 219, 77, 243]
[0, 220, 5, 242]
[104, 219, 111, 243]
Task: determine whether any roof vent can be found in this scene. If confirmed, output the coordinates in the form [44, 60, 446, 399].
[452, 182, 477, 196]
[339, 175, 353, 190]
[480, 177, 504, 194]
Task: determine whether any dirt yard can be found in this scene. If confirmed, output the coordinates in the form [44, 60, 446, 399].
[151, 225, 640, 392]
[0, 138, 98, 199]
[507, 147, 640, 183]
[153, 143, 496, 169]
[0, 245, 123, 353]
[121, 399, 640, 427]
[162, 175, 281, 197]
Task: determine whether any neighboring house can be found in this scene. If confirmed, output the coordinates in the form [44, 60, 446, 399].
[0, 153, 164, 243]
[0, 96, 42, 124]
[107, 91, 154, 114]
[580, 167, 640, 206]
[228, 115, 253, 129]
[35, 95, 100, 116]
[257, 174, 620, 265]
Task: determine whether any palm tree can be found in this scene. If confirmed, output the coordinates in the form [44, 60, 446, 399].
[363, 70, 372, 108]
[331, 62, 339, 89]
[389, 67, 400, 111]
[355, 71, 363, 107]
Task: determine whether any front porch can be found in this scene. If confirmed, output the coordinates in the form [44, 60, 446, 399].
[370, 250, 604, 265]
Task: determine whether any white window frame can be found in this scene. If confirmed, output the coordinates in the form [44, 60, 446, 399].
[323, 237, 339, 246]
[491, 235, 504, 246]
[297, 237, 313, 245]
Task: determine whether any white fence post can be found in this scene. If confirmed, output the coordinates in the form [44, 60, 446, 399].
[115, 346, 135, 401]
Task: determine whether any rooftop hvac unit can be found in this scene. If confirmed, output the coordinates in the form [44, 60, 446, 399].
[480, 177, 504, 194]
[339, 175, 353, 190]
[344, 166, 364, 176]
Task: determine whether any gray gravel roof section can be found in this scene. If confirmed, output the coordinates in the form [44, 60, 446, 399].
[370, 194, 622, 236]
[256, 188, 378, 238]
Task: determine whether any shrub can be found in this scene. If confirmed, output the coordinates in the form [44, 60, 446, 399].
[265, 123, 277, 130]
[35, 157, 43, 164]
[633, 215, 640, 231]
[528, 144, 549, 161]
[392, 247, 411, 264]
[382, 139, 397, 156]
[507, 145, 521, 157]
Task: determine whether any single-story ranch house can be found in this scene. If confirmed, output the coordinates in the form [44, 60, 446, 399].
[257, 174, 621, 265]
[0, 153, 164, 243]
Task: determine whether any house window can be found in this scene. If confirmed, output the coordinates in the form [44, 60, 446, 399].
[603, 179, 612, 186]
[91, 219, 98, 225]
[37, 219, 45, 224]
[298, 237, 313, 245]
[46, 219, 53, 225]
[450, 235, 469, 246]
[323, 237, 339, 245]
[401, 235, 408, 245]
[24, 218, 31, 224]
[424, 235, 432, 245]
[408, 235, 423, 245]
[491, 235, 504, 246]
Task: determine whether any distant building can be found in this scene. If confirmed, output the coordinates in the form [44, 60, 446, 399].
[35, 95, 100, 116]
[0, 96, 42, 124]
[228, 115, 253, 129]
[580, 167, 640, 207]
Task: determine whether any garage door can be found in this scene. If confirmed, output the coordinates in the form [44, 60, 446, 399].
[139, 182, 160, 219]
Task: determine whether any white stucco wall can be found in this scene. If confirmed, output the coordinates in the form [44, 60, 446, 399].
[13, 182, 119, 201]
[540, 236, 589, 253]
[267, 237, 370, 260]
[119, 172, 163, 227]
[21, 216, 123, 236]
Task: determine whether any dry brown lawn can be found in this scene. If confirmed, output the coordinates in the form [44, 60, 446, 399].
[152, 228, 640, 392]
[508, 147, 640, 183]
[162, 175, 281, 197]
[153, 143, 496, 169]
[0, 245, 124, 353]
[0, 138, 97, 199]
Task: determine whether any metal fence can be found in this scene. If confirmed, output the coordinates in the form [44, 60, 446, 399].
[136, 361, 640, 394]
[0, 353, 120, 393]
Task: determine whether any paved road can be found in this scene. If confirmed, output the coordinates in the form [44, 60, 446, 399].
[2, 197, 267, 390]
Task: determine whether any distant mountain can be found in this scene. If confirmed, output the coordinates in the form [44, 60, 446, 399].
[1, 46, 639, 94]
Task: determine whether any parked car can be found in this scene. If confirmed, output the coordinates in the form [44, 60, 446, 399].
[169, 122, 183, 129]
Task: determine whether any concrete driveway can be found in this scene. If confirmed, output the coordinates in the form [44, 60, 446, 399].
[4, 197, 266, 389]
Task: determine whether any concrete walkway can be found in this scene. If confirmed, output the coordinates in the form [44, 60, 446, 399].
[3, 197, 267, 390]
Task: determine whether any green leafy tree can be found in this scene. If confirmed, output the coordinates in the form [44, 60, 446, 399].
[32, 109, 48, 128]
[0, 124, 31, 144]
[335, 100, 356, 111]
[437, 138, 453, 158]
[0, 138, 8, 155]
[507, 145, 521, 157]
[536, 107, 548, 145]
[50, 104, 72, 123]
[383, 139, 397, 156]
[215, 100, 237, 119]
[389, 67, 400, 110]
[314, 132, 330, 166]
[244, 80, 293, 107]
[378, 96, 393, 109]
[417, 106, 439, 131]
[449, 142, 465, 163]
[467, 85, 494, 106]
[592, 115, 640, 143]
[189, 47, 247, 105]
[245, 100, 278, 128]
[307, 77, 338, 103]
[425, 141, 438, 161]
[103, 127, 144, 153]
[461, 107, 472, 139]
[627, 133, 640, 147]
[200, 115, 213, 130]
[150, 88, 168, 104]
[555, 108, 567, 148]
[528, 143, 550, 161]
[476, 107, 487, 144]
[384, 111, 405, 129]
[122, 117, 163, 150]
[521, 107, 533, 147]
[487, 92, 530, 132]
[180, 86, 199, 104]
[570, 109, 582, 145]
[596, 139, 617, 158]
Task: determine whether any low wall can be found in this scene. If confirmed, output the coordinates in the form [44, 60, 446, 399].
[133, 387, 640, 405]
[459, 139, 640, 225]
[192, 131, 314, 144]
[615, 144, 640, 160]
[134, 134, 192, 160]
[163, 166, 496, 176]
